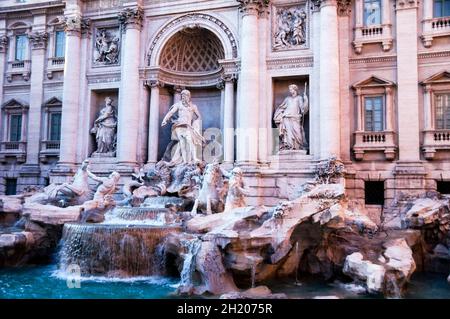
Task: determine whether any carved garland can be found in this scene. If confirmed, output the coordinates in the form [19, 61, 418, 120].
[147, 13, 238, 66]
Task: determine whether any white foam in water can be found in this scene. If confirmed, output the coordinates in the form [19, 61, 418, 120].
[51, 269, 174, 286]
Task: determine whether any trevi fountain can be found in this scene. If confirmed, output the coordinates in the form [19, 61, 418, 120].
[0, 0, 449, 302]
[1, 88, 449, 299]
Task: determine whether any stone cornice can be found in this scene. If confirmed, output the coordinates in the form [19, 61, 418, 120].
[86, 71, 121, 84]
[0, 1, 64, 13]
[118, 6, 144, 31]
[28, 31, 48, 50]
[267, 56, 314, 70]
[349, 55, 397, 64]
[418, 50, 450, 59]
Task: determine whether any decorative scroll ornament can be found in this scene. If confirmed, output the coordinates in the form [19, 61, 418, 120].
[28, 31, 49, 50]
[0, 35, 8, 53]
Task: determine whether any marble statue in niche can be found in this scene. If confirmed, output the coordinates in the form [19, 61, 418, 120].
[273, 5, 307, 50]
[93, 28, 120, 65]
[161, 89, 204, 165]
[274, 83, 309, 151]
[90, 97, 117, 156]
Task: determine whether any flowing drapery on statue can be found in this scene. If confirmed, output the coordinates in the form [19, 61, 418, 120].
[161, 89, 204, 165]
[90, 97, 117, 156]
[273, 83, 309, 151]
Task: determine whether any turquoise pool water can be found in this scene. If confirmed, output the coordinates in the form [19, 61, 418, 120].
[0, 264, 449, 299]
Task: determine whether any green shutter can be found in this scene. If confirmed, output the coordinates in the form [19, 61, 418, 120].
[10, 114, 22, 142]
[50, 113, 62, 141]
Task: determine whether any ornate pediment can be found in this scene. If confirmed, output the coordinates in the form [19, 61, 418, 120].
[352, 75, 395, 89]
[43, 97, 62, 107]
[421, 71, 450, 85]
[1, 98, 29, 110]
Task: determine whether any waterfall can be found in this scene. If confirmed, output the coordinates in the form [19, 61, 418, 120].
[58, 223, 181, 277]
[178, 238, 202, 291]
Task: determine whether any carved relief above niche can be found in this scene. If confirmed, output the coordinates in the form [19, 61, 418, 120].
[272, 2, 309, 51]
[93, 27, 120, 67]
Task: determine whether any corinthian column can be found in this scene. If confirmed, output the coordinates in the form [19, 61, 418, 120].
[314, 0, 341, 159]
[147, 80, 162, 164]
[24, 31, 48, 171]
[396, 0, 420, 161]
[222, 74, 236, 164]
[58, 14, 82, 169]
[236, 0, 263, 165]
[117, 6, 143, 168]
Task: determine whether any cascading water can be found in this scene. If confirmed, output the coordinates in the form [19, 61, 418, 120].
[58, 197, 183, 278]
[178, 238, 202, 291]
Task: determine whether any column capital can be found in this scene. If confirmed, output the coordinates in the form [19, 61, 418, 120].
[28, 31, 48, 50]
[145, 79, 164, 88]
[395, 0, 419, 10]
[423, 84, 433, 93]
[0, 35, 8, 53]
[221, 73, 238, 83]
[311, 0, 351, 15]
[216, 80, 225, 90]
[237, 0, 269, 16]
[61, 14, 82, 36]
[118, 6, 144, 31]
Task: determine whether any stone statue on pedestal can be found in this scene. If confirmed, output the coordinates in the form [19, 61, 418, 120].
[90, 97, 117, 156]
[273, 83, 309, 151]
[161, 89, 204, 165]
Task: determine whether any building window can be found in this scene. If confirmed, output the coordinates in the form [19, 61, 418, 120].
[365, 181, 385, 205]
[49, 112, 62, 141]
[15, 35, 27, 61]
[364, 0, 382, 25]
[434, 0, 450, 17]
[5, 178, 17, 195]
[435, 93, 450, 129]
[54, 31, 65, 58]
[9, 114, 22, 142]
[364, 96, 384, 131]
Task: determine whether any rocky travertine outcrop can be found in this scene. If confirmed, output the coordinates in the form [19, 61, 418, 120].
[343, 238, 416, 297]
[171, 182, 416, 297]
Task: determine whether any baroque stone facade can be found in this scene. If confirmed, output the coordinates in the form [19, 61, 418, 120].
[0, 0, 450, 213]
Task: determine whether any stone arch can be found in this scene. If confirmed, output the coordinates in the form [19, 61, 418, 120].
[147, 13, 238, 67]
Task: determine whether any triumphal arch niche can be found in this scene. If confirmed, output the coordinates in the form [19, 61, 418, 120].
[144, 13, 239, 163]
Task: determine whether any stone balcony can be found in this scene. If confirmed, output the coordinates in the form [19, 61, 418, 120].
[5, 60, 31, 82]
[422, 129, 450, 159]
[0, 141, 26, 163]
[353, 131, 396, 160]
[422, 16, 450, 47]
[353, 24, 393, 54]
[39, 140, 60, 162]
[46, 57, 65, 79]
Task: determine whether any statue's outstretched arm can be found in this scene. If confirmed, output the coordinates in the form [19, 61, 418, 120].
[87, 169, 104, 183]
